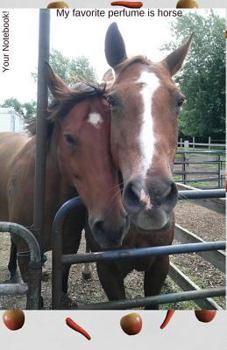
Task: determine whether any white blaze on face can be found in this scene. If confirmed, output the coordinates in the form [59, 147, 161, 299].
[88, 112, 103, 128]
[136, 70, 160, 175]
[140, 188, 153, 210]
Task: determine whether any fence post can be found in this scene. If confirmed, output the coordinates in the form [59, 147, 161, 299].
[184, 140, 189, 149]
[208, 136, 211, 150]
[179, 138, 183, 148]
[184, 140, 189, 151]
[217, 154, 221, 188]
[192, 137, 195, 149]
[182, 152, 186, 184]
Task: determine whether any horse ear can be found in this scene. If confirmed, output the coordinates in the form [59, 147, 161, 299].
[162, 34, 193, 76]
[45, 62, 71, 99]
[105, 22, 127, 69]
[101, 68, 115, 85]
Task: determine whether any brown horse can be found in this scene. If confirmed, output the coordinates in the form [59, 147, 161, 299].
[0, 65, 128, 308]
[89, 23, 192, 309]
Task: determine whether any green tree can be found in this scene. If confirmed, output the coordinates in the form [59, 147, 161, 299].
[1, 98, 36, 124]
[1, 98, 24, 116]
[162, 11, 225, 140]
[32, 50, 97, 85]
[2, 52, 96, 125]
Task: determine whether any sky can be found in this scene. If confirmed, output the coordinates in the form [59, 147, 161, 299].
[0, 9, 225, 104]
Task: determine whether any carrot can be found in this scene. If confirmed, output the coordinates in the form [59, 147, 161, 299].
[111, 1, 143, 9]
[65, 317, 91, 340]
[160, 309, 175, 329]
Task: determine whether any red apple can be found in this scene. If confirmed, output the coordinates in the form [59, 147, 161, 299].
[120, 313, 142, 335]
[3, 309, 25, 331]
[194, 310, 216, 323]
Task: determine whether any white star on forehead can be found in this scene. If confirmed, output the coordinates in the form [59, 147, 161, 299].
[87, 112, 103, 128]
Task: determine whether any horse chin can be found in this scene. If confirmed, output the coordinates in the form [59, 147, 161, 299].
[130, 208, 170, 231]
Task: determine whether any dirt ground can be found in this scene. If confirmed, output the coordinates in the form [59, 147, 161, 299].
[0, 198, 225, 310]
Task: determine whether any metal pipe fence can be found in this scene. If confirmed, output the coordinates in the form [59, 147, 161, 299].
[52, 189, 226, 309]
[174, 150, 226, 189]
[78, 287, 225, 310]
[0, 222, 41, 309]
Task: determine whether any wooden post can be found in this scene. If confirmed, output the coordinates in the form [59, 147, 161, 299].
[208, 136, 211, 150]
[180, 138, 183, 148]
[182, 152, 186, 184]
[217, 154, 221, 188]
[184, 140, 189, 149]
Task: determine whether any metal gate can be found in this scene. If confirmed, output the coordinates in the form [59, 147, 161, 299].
[52, 189, 226, 309]
[0, 222, 41, 309]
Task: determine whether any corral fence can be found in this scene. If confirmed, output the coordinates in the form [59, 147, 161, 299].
[174, 150, 226, 189]
[52, 187, 226, 310]
[178, 137, 226, 150]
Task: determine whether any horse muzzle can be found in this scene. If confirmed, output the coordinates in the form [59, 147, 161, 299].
[122, 176, 178, 230]
[89, 214, 130, 249]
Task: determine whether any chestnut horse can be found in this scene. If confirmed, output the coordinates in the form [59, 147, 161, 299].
[89, 23, 192, 309]
[0, 65, 128, 308]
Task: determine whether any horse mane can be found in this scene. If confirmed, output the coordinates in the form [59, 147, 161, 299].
[27, 81, 106, 138]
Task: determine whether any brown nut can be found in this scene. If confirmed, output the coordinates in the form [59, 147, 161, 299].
[47, 2, 69, 8]
[176, 0, 199, 8]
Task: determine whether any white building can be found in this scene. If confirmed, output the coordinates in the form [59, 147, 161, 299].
[0, 107, 24, 132]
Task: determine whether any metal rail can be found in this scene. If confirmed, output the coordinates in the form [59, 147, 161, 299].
[0, 284, 28, 296]
[52, 189, 226, 309]
[52, 197, 85, 308]
[78, 287, 225, 310]
[178, 189, 225, 200]
[0, 222, 41, 309]
[61, 241, 225, 265]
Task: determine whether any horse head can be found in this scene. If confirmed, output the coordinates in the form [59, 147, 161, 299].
[104, 23, 192, 231]
[46, 64, 129, 248]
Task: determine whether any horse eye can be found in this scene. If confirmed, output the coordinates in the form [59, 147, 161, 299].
[107, 94, 120, 109]
[64, 133, 77, 146]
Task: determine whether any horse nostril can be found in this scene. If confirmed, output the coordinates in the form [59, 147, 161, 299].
[163, 181, 178, 209]
[92, 220, 109, 247]
[92, 218, 127, 248]
[123, 181, 142, 213]
[93, 220, 105, 238]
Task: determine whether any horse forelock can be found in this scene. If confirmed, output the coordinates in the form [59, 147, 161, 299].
[114, 56, 151, 79]
[27, 82, 106, 139]
[48, 82, 105, 121]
